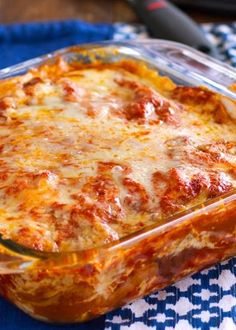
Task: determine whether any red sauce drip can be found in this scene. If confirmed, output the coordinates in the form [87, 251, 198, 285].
[153, 168, 233, 215]
[116, 80, 180, 125]
[171, 86, 230, 124]
[123, 177, 149, 212]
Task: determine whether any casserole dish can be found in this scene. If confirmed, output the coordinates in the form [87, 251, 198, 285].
[0, 40, 235, 323]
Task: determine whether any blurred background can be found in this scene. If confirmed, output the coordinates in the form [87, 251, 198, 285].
[0, 0, 234, 24]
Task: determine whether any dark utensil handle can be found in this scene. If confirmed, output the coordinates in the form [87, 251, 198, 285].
[132, 0, 219, 58]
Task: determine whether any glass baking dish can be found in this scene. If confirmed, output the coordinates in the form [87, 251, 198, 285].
[0, 39, 235, 324]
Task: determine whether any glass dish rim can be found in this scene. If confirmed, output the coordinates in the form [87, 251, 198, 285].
[0, 39, 235, 262]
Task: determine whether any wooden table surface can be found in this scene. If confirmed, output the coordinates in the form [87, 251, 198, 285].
[0, 0, 234, 24]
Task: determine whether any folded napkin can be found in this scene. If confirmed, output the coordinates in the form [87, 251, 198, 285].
[0, 19, 235, 330]
[0, 20, 115, 69]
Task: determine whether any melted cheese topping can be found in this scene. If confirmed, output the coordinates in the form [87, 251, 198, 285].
[0, 58, 235, 251]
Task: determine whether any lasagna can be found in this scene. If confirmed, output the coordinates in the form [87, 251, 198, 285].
[0, 57, 235, 252]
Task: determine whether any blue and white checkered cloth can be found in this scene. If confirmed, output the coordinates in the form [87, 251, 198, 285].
[0, 19, 235, 330]
[105, 259, 236, 330]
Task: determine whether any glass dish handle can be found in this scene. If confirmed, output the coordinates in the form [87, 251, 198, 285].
[0, 242, 34, 274]
[131, 39, 236, 99]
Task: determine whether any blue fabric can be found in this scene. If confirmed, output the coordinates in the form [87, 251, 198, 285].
[0, 298, 105, 330]
[0, 20, 115, 69]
